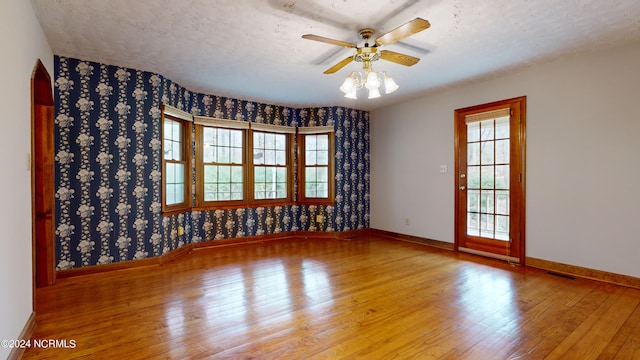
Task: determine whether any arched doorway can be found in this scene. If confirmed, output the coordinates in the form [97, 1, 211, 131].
[32, 59, 55, 295]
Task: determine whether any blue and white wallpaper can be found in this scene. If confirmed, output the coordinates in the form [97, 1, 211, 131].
[54, 56, 370, 270]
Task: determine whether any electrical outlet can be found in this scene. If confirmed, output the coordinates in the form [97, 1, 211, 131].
[177, 226, 184, 236]
[316, 214, 324, 223]
[439, 165, 447, 173]
[404, 218, 410, 226]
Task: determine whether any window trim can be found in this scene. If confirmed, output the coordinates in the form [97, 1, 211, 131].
[248, 126, 295, 206]
[161, 104, 193, 215]
[194, 117, 249, 209]
[297, 127, 335, 205]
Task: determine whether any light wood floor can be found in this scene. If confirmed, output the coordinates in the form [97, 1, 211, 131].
[24, 236, 640, 359]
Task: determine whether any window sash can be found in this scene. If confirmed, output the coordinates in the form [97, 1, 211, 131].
[250, 130, 292, 203]
[161, 111, 192, 213]
[196, 124, 247, 207]
[298, 132, 334, 204]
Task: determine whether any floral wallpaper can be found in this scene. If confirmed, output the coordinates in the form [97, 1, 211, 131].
[54, 56, 369, 270]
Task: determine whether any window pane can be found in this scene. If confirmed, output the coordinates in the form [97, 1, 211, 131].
[231, 166, 243, 182]
[468, 190, 479, 212]
[254, 149, 264, 165]
[166, 163, 175, 183]
[172, 141, 181, 161]
[480, 214, 494, 237]
[255, 166, 265, 182]
[275, 134, 286, 150]
[174, 184, 184, 203]
[265, 133, 275, 149]
[203, 127, 216, 144]
[306, 167, 316, 182]
[480, 120, 494, 141]
[316, 150, 329, 165]
[496, 190, 509, 215]
[495, 116, 510, 139]
[218, 146, 230, 163]
[468, 143, 480, 165]
[275, 150, 286, 166]
[231, 130, 243, 147]
[496, 165, 510, 190]
[467, 213, 479, 236]
[481, 141, 494, 165]
[317, 135, 329, 150]
[164, 121, 174, 141]
[203, 145, 215, 163]
[219, 183, 230, 193]
[276, 167, 286, 182]
[166, 184, 176, 205]
[218, 166, 230, 182]
[496, 139, 509, 164]
[480, 190, 494, 213]
[231, 191, 243, 200]
[467, 166, 480, 189]
[231, 148, 242, 164]
[306, 136, 317, 151]
[265, 149, 275, 164]
[204, 165, 218, 182]
[306, 186, 316, 198]
[317, 167, 328, 182]
[204, 183, 216, 201]
[495, 215, 509, 240]
[467, 122, 480, 142]
[306, 150, 316, 166]
[254, 132, 264, 148]
[264, 166, 274, 183]
[217, 129, 228, 146]
[481, 166, 494, 189]
[175, 164, 184, 183]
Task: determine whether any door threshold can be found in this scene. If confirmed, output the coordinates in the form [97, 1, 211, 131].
[458, 246, 520, 264]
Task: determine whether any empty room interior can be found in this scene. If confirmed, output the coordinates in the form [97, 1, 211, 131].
[3, 1, 640, 359]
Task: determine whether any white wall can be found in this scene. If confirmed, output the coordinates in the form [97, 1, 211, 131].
[371, 42, 640, 278]
[0, 0, 52, 357]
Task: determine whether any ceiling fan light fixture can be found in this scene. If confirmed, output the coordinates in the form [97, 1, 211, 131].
[339, 74, 356, 94]
[368, 87, 381, 99]
[344, 88, 358, 99]
[383, 72, 399, 94]
[365, 71, 381, 90]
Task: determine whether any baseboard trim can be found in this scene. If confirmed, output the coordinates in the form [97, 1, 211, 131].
[370, 228, 454, 250]
[7, 312, 36, 360]
[57, 230, 369, 278]
[527, 257, 640, 290]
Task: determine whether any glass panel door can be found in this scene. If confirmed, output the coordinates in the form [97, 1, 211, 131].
[454, 97, 526, 263]
[466, 116, 510, 241]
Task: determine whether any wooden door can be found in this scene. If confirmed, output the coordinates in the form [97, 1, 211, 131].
[454, 97, 526, 264]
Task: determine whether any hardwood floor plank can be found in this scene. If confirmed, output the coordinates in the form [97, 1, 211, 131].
[23, 236, 640, 359]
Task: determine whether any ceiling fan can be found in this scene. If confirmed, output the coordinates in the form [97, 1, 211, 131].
[302, 17, 431, 75]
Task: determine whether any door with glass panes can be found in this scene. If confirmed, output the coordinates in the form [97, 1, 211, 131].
[454, 97, 526, 263]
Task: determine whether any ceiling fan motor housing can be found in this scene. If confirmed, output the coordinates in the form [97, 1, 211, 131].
[354, 47, 380, 63]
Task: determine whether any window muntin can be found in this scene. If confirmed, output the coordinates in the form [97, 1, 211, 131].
[252, 131, 290, 201]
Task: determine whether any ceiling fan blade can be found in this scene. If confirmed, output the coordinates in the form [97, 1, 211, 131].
[324, 56, 354, 74]
[380, 50, 420, 66]
[302, 34, 357, 48]
[374, 18, 431, 46]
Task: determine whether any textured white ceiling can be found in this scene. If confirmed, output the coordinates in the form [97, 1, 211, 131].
[31, 0, 640, 110]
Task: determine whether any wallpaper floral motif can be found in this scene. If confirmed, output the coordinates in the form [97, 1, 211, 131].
[54, 56, 369, 270]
